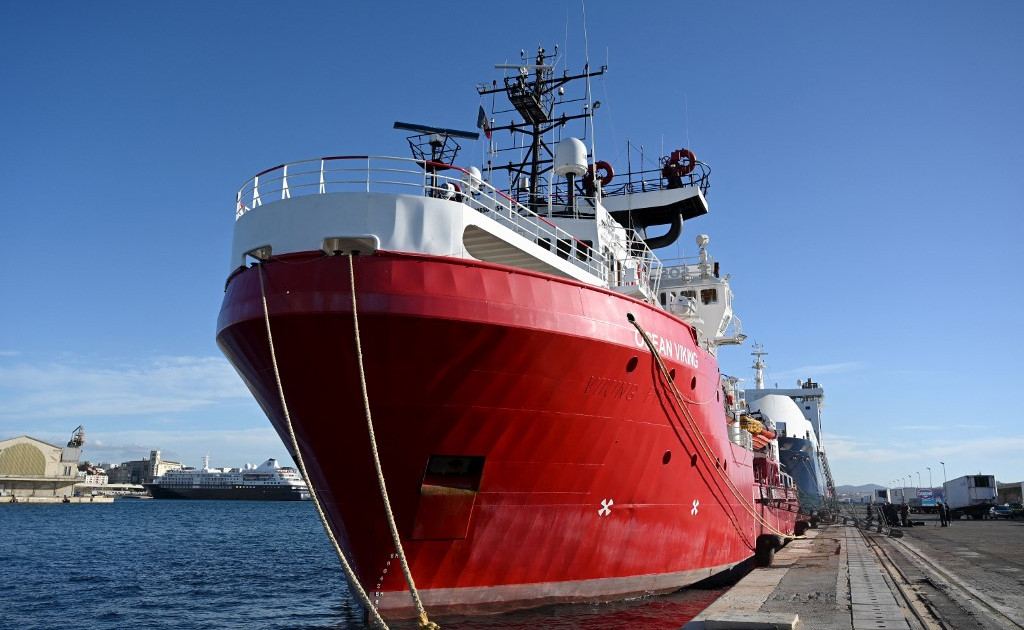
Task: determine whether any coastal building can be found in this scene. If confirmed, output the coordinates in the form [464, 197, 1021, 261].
[0, 435, 81, 500]
[106, 450, 181, 485]
[78, 471, 109, 485]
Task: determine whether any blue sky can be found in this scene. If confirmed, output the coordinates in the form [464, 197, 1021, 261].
[2, 2, 1021, 489]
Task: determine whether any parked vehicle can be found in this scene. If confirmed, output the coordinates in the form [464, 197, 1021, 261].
[989, 504, 1014, 519]
[943, 475, 997, 520]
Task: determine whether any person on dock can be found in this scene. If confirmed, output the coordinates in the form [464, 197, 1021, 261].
[939, 500, 948, 526]
[900, 502, 910, 527]
[883, 502, 897, 526]
[865, 502, 873, 523]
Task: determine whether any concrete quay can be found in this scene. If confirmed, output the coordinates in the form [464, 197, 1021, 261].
[3, 494, 114, 504]
[683, 513, 1024, 630]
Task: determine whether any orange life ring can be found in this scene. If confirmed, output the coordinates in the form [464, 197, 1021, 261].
[583, 160, 614, 189]
[662, 148, 696, 178]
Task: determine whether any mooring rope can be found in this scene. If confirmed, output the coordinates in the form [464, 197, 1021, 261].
[628, 314, 796, 541]
[257, 263, 393, 629]
[343, 254, 438, 630]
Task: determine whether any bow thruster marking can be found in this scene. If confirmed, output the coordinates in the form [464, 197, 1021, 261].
[598, 499, 614, 516]
[691, 499, 700, 516]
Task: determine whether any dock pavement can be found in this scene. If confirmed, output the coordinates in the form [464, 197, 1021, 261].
[684, 512, 1024, 630]
[682, 522, 913, 630]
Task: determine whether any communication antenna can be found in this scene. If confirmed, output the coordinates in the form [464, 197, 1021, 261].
[476, 43, 605, 210]
[581, 0, 598, 196]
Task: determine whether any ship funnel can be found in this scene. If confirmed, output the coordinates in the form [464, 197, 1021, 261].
[553, 138, 588, 177]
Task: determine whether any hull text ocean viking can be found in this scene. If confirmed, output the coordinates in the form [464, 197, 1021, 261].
[633, 331, 699, 368]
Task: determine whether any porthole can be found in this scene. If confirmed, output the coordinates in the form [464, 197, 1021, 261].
[626, 356, 639, 372]
[662, 451, 672, 465]
[690, 376, 697, 390]
[669, 368, 676, 381]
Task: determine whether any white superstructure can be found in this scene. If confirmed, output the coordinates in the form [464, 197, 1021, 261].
[656, 234, 746, 356]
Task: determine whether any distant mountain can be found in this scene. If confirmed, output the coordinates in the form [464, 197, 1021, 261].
[836, 483, 885, 495]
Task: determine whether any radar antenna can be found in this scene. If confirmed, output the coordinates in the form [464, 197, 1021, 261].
[393, 121, 479, 166]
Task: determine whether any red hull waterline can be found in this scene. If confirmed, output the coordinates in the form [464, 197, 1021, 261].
[216, 250, 797, 618]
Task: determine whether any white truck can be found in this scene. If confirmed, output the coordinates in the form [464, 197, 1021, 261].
[943, 474, 997, 519]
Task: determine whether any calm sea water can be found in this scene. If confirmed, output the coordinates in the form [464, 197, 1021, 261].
[0, 501, 725, 630]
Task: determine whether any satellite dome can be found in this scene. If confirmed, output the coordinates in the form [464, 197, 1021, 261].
[553, 138, 588, 177]
[462, 166, 482, 193]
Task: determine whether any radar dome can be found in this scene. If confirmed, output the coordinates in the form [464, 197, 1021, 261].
[462, 166, 482, 193]
[553, 138, 588, 177]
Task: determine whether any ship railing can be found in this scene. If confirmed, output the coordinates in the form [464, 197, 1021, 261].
[604, 161, 711, 198]
[656, 254, 720, 286]
[608, 226, 662, 299]
[509, 161, 712, 207]
[235, 155, 661, 298]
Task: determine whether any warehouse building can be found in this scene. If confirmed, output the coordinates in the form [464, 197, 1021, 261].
[0, 431, 82, 500]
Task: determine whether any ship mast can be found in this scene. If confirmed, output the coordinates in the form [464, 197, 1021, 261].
[751, 343, 767, 390]
[477, 45, 606, 209]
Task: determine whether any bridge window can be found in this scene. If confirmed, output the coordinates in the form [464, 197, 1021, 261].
[700, 288, 718, 304]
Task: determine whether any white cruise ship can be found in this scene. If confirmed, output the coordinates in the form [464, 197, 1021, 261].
[146, 457, 310, 501]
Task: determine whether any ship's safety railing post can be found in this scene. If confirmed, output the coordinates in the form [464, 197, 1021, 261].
[281, 164, 290, 200]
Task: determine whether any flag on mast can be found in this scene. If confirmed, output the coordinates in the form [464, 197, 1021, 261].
[476, 105, 491, 139]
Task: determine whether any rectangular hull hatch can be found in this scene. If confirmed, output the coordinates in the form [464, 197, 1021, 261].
[412, 455, 485, 540]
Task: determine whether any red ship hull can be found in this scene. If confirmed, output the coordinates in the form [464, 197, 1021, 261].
[216, 251, 796, 617]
